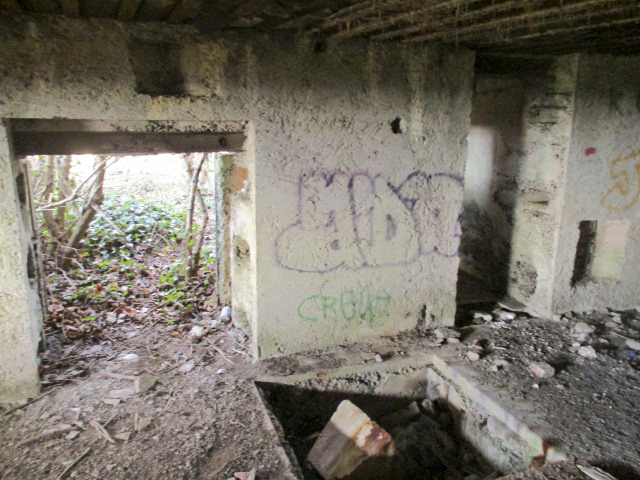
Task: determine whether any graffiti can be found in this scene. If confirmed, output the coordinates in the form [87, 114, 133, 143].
[600, 149, 640, 213]
[275, 170, 463, 273]
[297, 288, 393, 325]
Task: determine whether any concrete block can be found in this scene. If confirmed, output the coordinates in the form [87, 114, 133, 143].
[307, 400, 393, 479]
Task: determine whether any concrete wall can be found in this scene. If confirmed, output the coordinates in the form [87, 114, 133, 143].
[0, 126, 43, 401]
[460, 74, 526, 294]
[553, 55, 640, 312]
[0, 11, 475, 398]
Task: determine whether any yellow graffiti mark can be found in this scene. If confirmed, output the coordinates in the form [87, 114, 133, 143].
[600, 149, 640, 213]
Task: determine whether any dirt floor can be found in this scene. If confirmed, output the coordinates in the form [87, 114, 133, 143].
[1, 294, 639, 479]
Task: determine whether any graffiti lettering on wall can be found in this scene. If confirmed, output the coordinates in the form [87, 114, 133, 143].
[275, 170, 463, 273]
[599, 149, 640, 213]
[298, 288, 393, 325]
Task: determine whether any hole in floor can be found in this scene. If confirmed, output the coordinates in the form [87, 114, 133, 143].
[256, 381, 496, 480]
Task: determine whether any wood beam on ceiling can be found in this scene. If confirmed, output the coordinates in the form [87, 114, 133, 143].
[0, 0, 23, 13]
[166, 0, 204, 23]
[403, 1, 639, 43]
[316, 0, 490, 38]
[59, 0, 80, 17]
[473, 17, 640, 52]
[117, 0, 143, 20]
[373, 0, 537, 41]
[311, 0, 475, 37]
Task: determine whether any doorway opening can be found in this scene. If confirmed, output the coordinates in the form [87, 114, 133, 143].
[8, 119, 253, 387]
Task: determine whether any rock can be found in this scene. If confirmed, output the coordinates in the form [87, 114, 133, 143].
[134, 375, 158, 393]
[216, 368, 226, 374]
[625, 338, 640, 351]
[114, 432, 131, 442]
[472, 312, 492, 322]
[530, 362, 555, 378]
[374, 354, 384, 363]
[66, 430, 79, 440]
[434, 328, 447, 339]
[569, 342, 581, 353]
[190, 325, 205, 340]
[233, 470, 256, 480]
[610, 314, 622, 324]
[109, 387, 136, 400]
[577, 346, 597, 359]
[572, 322, 595, 336]
[493, 310, 516, 321]
[179, 361, 195, 373]
[491, 359, 509, 371]
[447, 337, 460, 344]
[307, 400, 393, 480]
[220, 306, 232, 323]
[120, 353, 140, 363]
[467, 351, 480, 361]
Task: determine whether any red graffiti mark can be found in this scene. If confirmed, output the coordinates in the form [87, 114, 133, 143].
[585, 147, 597, 156]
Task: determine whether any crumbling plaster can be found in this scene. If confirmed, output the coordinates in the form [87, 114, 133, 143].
[0, 11, 475, 401]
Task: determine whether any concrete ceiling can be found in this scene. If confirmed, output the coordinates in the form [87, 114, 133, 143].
[1, 0, 639, 55]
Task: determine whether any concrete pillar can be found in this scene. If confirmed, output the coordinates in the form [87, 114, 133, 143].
[0, 124, 41, 402]
[506, 56, 578, 316]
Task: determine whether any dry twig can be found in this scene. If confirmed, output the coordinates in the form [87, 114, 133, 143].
[17, 424, 76, 447]
[90, 418, 116, 444]
[56, 447, 91, 480]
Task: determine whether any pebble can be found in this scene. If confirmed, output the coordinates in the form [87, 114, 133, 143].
[374, 353, 384, 363]
[467, 351, 480, 361]
[216, 368, 226, 374]
[447, 337, 460, 344]
[120, 353, 140, 363]
[135, 375, 158, 393]
[190, 325, 205, 340]
[473, 312, 492, 322]
[625, 339, 640, 351]
[179, 361, 195, 373]
[530, 361, 555, 379]
[220, 306, 232, 323]
[578, 346, 597, 359]
[491, 359, 509, 371]
[532, 383, 539, 389]
[569, 342, 581, 353]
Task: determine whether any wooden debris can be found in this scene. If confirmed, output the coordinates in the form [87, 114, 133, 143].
[56, 447, 91, 480]
[307, 400, 393, 479]
[578, 465, 619, 480]
[17, 424, 76, 447]
[90, 419, 116, 444]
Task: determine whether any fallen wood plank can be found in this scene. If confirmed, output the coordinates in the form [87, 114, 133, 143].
[307, 400, 393, 479]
